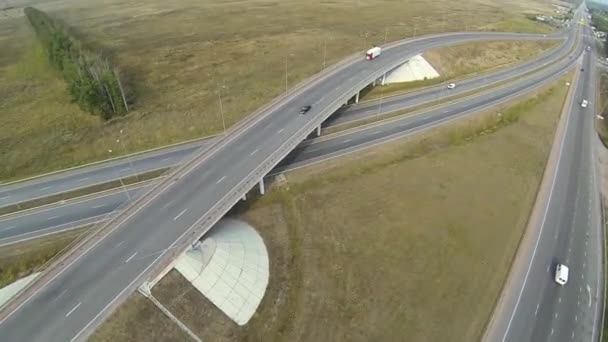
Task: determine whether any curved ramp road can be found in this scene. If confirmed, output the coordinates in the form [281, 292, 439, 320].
[484, 21, 603, 342]
[0, 31, 569, 210]
[0, 31, 575, 342]
[0, 32, 581, 247]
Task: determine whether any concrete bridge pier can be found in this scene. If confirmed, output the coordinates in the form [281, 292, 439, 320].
[355, 91, 360, 103]
[316, 125, 322, 137]
[259, 178, 265, 195]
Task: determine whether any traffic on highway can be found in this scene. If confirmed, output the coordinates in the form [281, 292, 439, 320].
[0, 2, 604, 342]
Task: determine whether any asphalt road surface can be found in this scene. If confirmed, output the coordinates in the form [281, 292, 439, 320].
[0, 31, 581, 248]
[0, 31, 580, 342]
[0, 31, 571, 210]
[484, 21, 603, 342]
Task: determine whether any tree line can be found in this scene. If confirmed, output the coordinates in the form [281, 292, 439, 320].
[24, 7, 130, 120]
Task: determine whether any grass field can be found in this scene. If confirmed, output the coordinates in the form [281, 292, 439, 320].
[92, 72, 572, 341]
[597, 72, 608, 145]
[0, 0, 558, 182]
[361, 39, 559, 99]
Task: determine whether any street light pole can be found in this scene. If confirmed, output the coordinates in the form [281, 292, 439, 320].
[117, 129, 138, 182]
[384, 27, 389, 44]
[218, 86, 227, 135]
[322, 36, 327, 69]
[108, 149, 131, 201]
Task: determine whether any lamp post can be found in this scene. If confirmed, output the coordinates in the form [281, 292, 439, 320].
[218, 85, 227, 135]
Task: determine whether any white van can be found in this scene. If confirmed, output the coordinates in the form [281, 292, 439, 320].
[581, 99, 588, 108]
[555, 264, 569, 286]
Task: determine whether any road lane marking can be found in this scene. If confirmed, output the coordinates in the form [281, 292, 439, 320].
[161, 157, 172, 162]
[554, 312, 558, 318]
[0, 196, 10, 200]
[47, 216, 59, 220]
[161, 200, 175, 210]
[558, 297, 561, 303]
[343, 139, 352, 143]
[535, 304, 539, 315]
[119, 167, 130, 172]
[53, 289, 67, 302]
[250, 149, 259, 156]
[173, 208, 188, 220]
[216, 176, 226, 184]
[547, 265, 550, 272]
[278, 128, 284, 134]
[587, 285, 591, 307]
[115, 241, 124, 249]
[0, 226, 16, 232]
[78, 177, 90, 182]
[125, 252, 138, 263]
[575, 314, 578, 321]
[92, 204, 107, 209]
[307, 148, 320, 153]
[65, 302, 81, 318]
[39, 186, 53, 191]
[572, 331, 575, 339]
[550, 328, 554, 336]
[373, 130, 382, 134]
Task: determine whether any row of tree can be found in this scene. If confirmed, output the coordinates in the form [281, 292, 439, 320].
[24, 7, 130, 120]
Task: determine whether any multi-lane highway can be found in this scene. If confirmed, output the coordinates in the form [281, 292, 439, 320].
[0, 29, 581, 247]
[0, 18, 593, 342]
[484, 20, 603, 342]
[0, 32, 570, 210]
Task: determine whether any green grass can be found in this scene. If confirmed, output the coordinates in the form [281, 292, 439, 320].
[598, 72, 608, 146]
[94, 73, 572, 341]
[362, 39, 559, 100]
[0, 226, 89, 288]
[0, 0, 558, 182]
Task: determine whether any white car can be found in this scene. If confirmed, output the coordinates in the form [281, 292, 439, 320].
[447, 83, 456, 89]
[581, 99, 588, 108]
[555, 264, 569, 286]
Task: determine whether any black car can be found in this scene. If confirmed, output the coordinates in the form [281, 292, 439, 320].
[300, 105, 312, 114]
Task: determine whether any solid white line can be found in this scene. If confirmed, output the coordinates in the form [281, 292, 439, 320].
[39, 186, 53, 191]
[47, 216, 59, 220]
[501, 63, 574, 342]
[65, 302, 81, 318]
[125, 252, 137, 263]
[0, 226, 16, 232]
[250, 149, 259, 156]
[173, 208, 188, 221]
[216, 176, 226, 184]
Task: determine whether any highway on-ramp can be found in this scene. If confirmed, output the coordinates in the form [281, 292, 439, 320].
[0, 31, 579, 342]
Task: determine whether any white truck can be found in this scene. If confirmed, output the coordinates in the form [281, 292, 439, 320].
[366, 47, 381, 60]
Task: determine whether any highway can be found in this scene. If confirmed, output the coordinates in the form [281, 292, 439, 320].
[0, 32, 571, 210]
[484, 19, 603, 342]
[0, 31, 581, 248]
[0, 30, 584, 342]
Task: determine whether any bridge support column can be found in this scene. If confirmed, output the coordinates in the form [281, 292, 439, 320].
[242, 194, 247, 201]
[316, 125, 322, 137]
[372, 79, 376, 86]
[259, 178, 265, 195]
[381, 73, 386, 86]
[355, 91, 360, 103]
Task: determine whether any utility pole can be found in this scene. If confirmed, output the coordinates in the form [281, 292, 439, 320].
[218, 85, 227, 135]
[322, 36, 327, 69]
[384, 27, 389, 44]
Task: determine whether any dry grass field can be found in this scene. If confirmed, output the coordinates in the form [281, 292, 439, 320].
[0, 0, 559, 181]
[92, 72, 572, 341]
